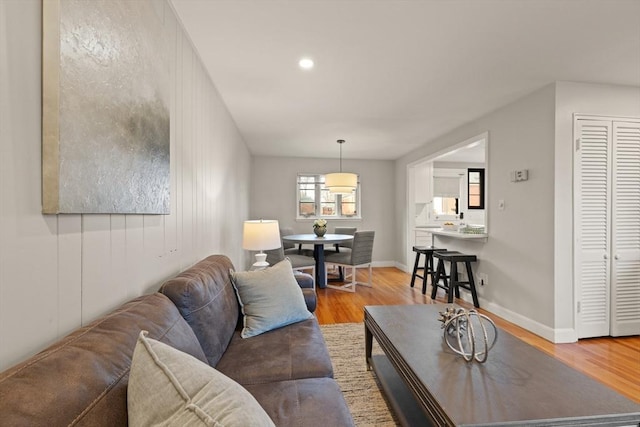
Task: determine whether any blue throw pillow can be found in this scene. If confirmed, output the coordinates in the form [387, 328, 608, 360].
[231, 259, 313, 338]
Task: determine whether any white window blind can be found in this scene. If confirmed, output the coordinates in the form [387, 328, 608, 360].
[433, 177, 460, 198]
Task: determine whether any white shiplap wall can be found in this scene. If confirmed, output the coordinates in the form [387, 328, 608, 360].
[0, 0, 250, 370]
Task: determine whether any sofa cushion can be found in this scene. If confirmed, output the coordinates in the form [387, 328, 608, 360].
[0, 293, 206, 427]
[231, 258, 313, 338]
[215, 318, 333, 384]
[128, 331, 275, 426]
[245, 378, 355, 427]
[159, 255, 240, 367]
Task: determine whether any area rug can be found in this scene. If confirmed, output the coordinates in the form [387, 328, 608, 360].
[320, 323, 400, 426]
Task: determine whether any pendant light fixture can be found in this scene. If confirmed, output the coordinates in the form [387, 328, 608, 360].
[325, 139, 357, 194]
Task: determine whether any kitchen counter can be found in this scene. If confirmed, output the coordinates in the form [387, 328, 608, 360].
[431, 228, 488, 240]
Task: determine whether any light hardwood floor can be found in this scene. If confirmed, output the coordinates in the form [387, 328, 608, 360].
[314, 267, 640, 404]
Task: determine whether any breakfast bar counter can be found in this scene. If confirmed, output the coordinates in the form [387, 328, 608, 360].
[430, 228, 488, 240]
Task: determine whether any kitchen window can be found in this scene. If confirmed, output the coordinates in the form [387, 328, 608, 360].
[433, 174, 461, 219]
[297, 174, 360, 219]
[468, 168, 485, 209]
[433, 197, 458, 216]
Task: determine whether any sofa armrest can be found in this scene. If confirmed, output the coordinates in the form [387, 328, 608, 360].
[294, 271, 314, 289]
[301, 289, 317, 312]
[294, 272, 316, 312]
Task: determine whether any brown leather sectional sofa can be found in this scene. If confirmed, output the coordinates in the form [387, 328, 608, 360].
[0, 254, 354, 426]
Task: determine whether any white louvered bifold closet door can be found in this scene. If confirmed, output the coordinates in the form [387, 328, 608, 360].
[610, 122, 640, 336]
[575, 119, 611, 338]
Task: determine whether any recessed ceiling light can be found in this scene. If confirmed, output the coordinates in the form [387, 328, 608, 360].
[298, 58, 314, 70]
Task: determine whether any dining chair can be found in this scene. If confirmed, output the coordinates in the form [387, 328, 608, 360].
[280, 226, 314, 256]
[332, 227, 357, 253]
[328, 227, 357, 279]
[265, 245, 316, 288]
[324, 231, 375, 292]
[279, 226, 296, 252]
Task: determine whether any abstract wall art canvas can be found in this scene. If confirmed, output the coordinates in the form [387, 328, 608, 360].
[42, 0, 170, 214]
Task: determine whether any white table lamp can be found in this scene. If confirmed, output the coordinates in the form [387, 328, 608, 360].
[242, 220, 281, 267]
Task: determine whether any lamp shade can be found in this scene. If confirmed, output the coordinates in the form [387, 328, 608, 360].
[325, 172, 357, 194]
[242, 220, 281, 251]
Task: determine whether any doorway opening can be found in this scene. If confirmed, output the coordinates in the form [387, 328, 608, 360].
[406, 133, 488, 270]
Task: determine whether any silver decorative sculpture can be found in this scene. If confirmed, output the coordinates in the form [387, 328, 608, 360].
[439, 307, 498, 363]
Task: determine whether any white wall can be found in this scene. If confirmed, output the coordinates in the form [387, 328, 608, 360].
[250, 156, 396, 267]
[0, 0, 250, 370]
[396, 84, 558, 339]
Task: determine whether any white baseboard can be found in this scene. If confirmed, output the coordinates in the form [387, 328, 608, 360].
[457, 294, 578, 343]
[552, 328, 579, 343]
[371, 261, 401, 268]
[393, 261, 409, 272]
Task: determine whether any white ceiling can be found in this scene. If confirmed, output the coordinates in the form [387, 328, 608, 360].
[170, 0, 640, 161]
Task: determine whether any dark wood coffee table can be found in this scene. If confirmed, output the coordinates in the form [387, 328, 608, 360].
[364, 305, 640, 426]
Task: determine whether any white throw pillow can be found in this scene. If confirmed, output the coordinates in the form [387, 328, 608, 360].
[231, 258, 313, 338]
[128, 331, 275, 427]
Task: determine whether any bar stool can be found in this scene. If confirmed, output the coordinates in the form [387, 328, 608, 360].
[431, 251, 480, 308]
[410, 246, 446, 294]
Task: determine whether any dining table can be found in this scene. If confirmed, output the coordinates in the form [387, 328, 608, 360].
[281, 234, 354, 288]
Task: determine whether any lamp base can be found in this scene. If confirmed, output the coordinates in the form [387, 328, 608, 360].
[253, 252, 270, 268]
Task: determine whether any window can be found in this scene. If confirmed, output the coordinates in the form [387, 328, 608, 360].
[433, 197, 458, 216]
[432, 173, 461, 218]
[468, 168, 485, 209]
[297, 174, 360, 219]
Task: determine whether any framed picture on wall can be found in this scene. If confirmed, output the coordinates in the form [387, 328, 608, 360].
[42, 0, 170, 214]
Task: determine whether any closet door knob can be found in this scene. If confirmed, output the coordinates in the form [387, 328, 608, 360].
[614, 254, 619, 260]
[604, 254, 608, 259]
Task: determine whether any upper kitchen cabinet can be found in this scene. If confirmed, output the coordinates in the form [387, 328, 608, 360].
[413, 162, 432, 203]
